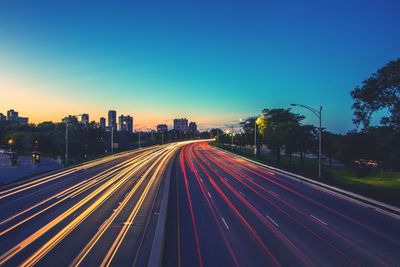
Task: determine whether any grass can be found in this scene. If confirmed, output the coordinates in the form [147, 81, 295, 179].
[332, 168, 400, 188]
[213, 143, 400, 207]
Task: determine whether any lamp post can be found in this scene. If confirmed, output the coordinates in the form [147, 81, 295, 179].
[291, 104, 323, 179]
[8, 138, 14, 151]
[64, 114, 82, 166]
[254, 119, 257, 155]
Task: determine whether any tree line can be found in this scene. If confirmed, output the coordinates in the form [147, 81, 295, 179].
[215, 58, 400, 172]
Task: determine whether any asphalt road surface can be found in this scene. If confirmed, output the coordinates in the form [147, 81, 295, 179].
[163, 142, 400, 267]
[0, 142, 191, 267]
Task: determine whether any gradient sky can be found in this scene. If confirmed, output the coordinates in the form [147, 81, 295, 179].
[0, 0, 399, 132]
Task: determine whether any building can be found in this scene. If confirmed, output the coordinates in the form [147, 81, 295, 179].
[81, 114, 89, 126]
[18, 117, 29, 124]
[5, 109, 28, 124]
[156, 124, 168, 132]
[99, 117, 106, 129]
[173, 118, 188, 132]
[0, 113, 6, 121]
[189, 122, 198, 133]
[108, 110, 117, 130]
[118, 115, 133, 132]
[7, 109, 18, 121]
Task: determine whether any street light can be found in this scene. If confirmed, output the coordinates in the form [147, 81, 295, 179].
[291, 103, 323, 179]
[63, 114, 83, 166]
[8, 138, 14, 151]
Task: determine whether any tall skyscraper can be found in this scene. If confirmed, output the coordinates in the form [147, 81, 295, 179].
[81, 114, 89, 126]
[173, 118, 189, 132]
[100, 117, 106, 129]
[108, 110, 117, 130]
[118, 115, 133, 132]
[7, 109, 18, 121]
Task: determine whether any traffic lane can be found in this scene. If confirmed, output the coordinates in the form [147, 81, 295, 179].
[37, 158, 156, 266]
[0, 148, 163, 266]
[0, 146, 160, 205]
[210, 146, 400, 238]
[36, 147, 176, 267]
[188, 145, 314, 266]
[205, 146, 400, 243]
[0, 147, 162, 230]
[199, 144, 400, 266]
[166, 145, 287, 267]
[196, 147, 376, 266]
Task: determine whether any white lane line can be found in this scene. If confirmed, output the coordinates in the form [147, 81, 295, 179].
[224, 178, 228, 182]
[207, 192, 212, 199]
[269, 191, 279, 197]
[200, 178, 204, 183]
[265, 214, 279, 227]
[239, 191, 245, 197]
[221, 217, 229, 230]
[310, 215, 328, 226]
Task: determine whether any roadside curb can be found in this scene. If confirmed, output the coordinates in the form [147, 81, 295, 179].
[147, 148, 179, 267]
[215, 147, 400, 220]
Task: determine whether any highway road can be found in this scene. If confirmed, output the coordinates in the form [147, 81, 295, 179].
[163, 142, 400, 267]
[0, 142, 192, 267]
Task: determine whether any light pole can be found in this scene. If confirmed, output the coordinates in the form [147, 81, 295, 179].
[291, 104, 323, 179]
[64, 114, 82, 166]
[8, 138, 14, 151]
[111, 125, 114, 153]
[254, 119, 257, 155]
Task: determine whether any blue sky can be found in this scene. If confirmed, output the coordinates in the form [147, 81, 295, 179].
[0, 0, 399, 132]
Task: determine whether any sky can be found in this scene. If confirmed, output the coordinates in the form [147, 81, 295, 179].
[0, 0, 399, 132]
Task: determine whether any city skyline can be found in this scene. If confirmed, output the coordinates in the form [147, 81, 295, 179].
[1, 1, 400, 133]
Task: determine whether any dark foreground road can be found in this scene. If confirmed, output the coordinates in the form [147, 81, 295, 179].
[0, 142, 190, 267]
[163, 142, 400, 267]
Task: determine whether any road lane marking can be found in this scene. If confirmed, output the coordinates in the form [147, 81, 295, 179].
[239, 191, 245, 197]
[221, 217, 229, 230]
[269, 191, 279, 197]
[265, 215, 279, 227]
[207, 192, 212, 199]
[310, 215, 327, 226]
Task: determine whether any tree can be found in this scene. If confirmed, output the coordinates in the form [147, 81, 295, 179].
[351, 59, 400, 130]
[261, 108, 305, 162]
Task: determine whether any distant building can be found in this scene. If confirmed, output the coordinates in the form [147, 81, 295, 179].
[118, 115, 133, 132]
[189, 122, 197, 133]
[18, 117, 29, 124]
[81, 114, 89, 126]
[7, 109, 18, 121]
[108, 110, 117, 130]
[0, 113, 6, 121]
[157, 124, 168, 132]
[5, 109, 28, 124]
[173, 118, 188, 132]
[100, 117, 106, 129]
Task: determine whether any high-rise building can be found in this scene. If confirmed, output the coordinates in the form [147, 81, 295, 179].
[100, 117, 106, 129]
[157, 124, 168, 132]
[108, 110, 117, 130]
[118, 115, 133, 132]
[189, 122, 197, 133]
[81, 114, 89, 126]
[7, 109, 18, 121]
[173, 118, 188, 132]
